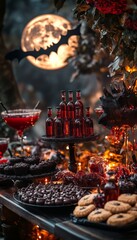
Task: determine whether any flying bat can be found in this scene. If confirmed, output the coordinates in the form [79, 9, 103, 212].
[5, 24, 81, 62]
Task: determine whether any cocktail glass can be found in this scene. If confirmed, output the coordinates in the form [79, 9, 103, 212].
[0, 138, 9, 161]
[1, 109, 41, 154]
[94, 106, 104, 117]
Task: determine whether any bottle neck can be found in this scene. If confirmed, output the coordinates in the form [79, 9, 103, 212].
[68, 91, 73, 102]
[56, 108, 61, 118]
[61, 91, 66, 102]
[86, 107, 90, 117]
[76, 90, 81, 100]
[47, 108, 52, 117]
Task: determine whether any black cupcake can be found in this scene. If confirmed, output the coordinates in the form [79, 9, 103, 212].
[0, 164, 8, 174]
[39, 160, 56, 173]
[24, 156, 39, 165]
[29, 164, 40, 175]
[14, 163, 29, 176]
[4, 165, 14, 175]
[9, 157, 24, 165]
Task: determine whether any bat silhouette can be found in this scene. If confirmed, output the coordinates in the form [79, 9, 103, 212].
[5, 24, 81, 62]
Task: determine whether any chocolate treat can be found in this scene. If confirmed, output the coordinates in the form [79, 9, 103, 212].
[14, 163, 29, 176]
[130, 174, 137, 187]
[36, 198, 45, 205]
[29, 164, 40, 175]
[29, 198, 36, 204]
[39, 160, 56, 173]
[17, 183, 89, 206]
[9, 157, 24, 165]
[4, 165, 14, 175]
[118, 180, 136, 194]
[24, 157, 39, 165]
[0, 164, 8, 174]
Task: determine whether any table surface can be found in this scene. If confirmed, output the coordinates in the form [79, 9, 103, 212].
[0, 188, 137, 240]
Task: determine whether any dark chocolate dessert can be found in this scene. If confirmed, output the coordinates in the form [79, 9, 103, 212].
[17, 183, 88, 206]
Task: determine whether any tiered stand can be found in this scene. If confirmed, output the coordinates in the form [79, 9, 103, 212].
[41, 135, 98, 173]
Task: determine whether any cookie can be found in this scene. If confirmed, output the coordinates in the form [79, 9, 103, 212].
[128, 206, 137, 219]
[104, 200, 131, 214]
[73, 204, 95, 218]
[87, 208, 112, 223]
[118, 194, 137, 206]
[78, 194, 97, 206]
[107, 213, 135, 226]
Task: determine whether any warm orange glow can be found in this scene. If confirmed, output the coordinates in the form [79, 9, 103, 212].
[21, 14, 78, 70]
[125, 66, 137, 73]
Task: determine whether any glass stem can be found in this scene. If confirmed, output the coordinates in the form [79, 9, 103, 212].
[18, 131, 24, 156]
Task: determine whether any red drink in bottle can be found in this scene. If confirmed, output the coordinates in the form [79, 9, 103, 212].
[67, 91, 75, 136]
[0, 143, 8, 158]
[75, 90, 84, 117]
[85, 107, 94, 136]
[67, 91, 75, 119]
[104, 178, 119, 202]
[74, 107, 83, 137]
[59, 90, 67, 119]
[54, 107, 63, 137]
[59, 90, 69, 136]
[45, 107, 54, 137]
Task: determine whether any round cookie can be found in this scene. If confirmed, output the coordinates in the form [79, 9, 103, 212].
[104, 200, 131, 214]
[87, 208, 112, 223]
[128, 206, 137, 219]
[78, 194, 97, 206]
[73, 204, 95, 218]
[107, 213, 135, 226]
[118, 194, 137, 206]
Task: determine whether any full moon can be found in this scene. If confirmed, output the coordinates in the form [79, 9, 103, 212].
[21, 14, 78, 70]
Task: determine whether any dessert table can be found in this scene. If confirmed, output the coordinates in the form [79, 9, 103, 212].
[0, 188, 137, 240]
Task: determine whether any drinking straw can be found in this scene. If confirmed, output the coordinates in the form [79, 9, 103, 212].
[34, 101, 40, 109]
[0, 101, 8, 113]
[8, 148, 13, 157]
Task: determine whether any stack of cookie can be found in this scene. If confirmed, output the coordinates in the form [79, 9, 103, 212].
[73, 193, 137, 226]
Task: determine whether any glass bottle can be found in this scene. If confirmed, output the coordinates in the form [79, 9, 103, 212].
[59, 90, 69, 136]
[67, 91, 75, 119]
[84, 107, 93, 136]
[74, 107, 83, 137]
[67, 91, 75, 136]
[75, 90, 84, 117]
[54, 107, 63, 137]
[104, 177, 119, 202]
[59, 90, 67, 119]
[45, 107, 54, 137]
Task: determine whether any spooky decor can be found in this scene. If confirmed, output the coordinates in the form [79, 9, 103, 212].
[6, 14, 79, 70]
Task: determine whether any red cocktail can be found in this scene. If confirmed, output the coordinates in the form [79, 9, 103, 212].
[0, 138, 9, 160]
[94, 106, 104, 117]
[1, 109, 41, 137]
[1, 109, 41, 155]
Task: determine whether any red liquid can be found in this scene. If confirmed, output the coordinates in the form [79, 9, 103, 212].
[85, 118, 93, 136]
[59, 90, 67, 119]
[75, 90, 84, 117]
[104, 180, 119, 202]
[0, 143, 8, 158]
[54, 108, 63, 137]
[46, 121, 54, 137]
[67, 91, 75, 119]
[74, 107, 83, 137]
[85, 107, 93, 136]
[4, 115, 39, 136]
[45, 108, 54, 137]
[95, 107, 104, 117]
